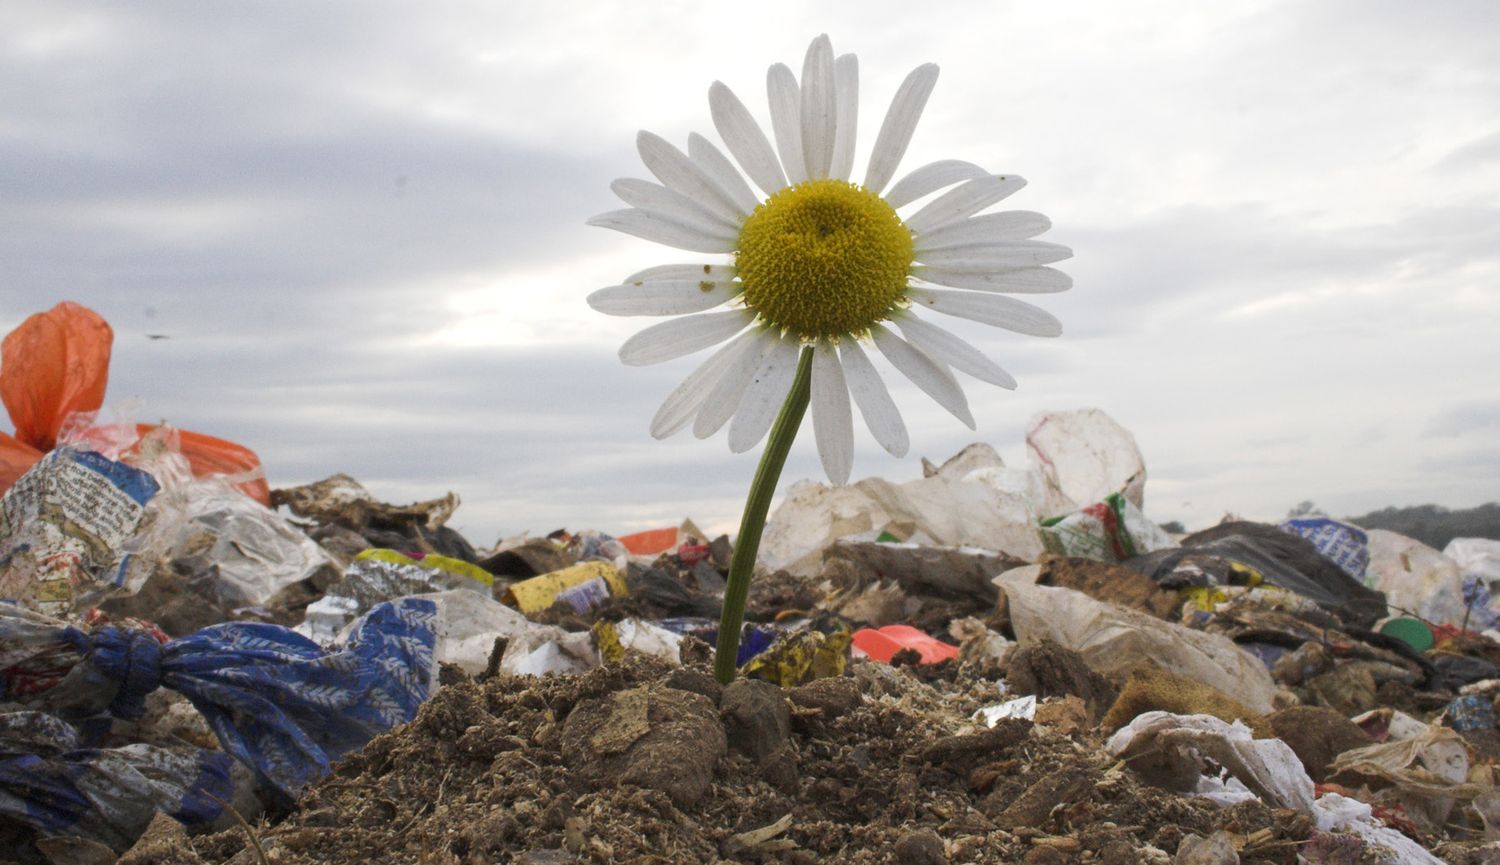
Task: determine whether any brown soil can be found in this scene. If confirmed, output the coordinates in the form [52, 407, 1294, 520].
[137, 656, 1329, 865]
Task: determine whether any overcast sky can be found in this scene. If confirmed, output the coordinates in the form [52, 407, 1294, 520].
[3, 1, 1497, 546]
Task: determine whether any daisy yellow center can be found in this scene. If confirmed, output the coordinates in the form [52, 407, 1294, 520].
[736, 179, 913, 340]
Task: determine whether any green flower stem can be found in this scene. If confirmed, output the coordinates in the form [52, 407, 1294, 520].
[714, 345, 814, 684]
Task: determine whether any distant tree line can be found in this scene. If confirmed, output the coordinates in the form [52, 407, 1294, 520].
[1344, 502, 1500, 550]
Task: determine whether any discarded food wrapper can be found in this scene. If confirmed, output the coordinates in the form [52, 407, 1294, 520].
[565, 529, 630, 570]
[1038, 492, 1178, 563]
[0, 597, 436, 801]
[851, 624, 960, 665]
[301, 547, 491, 643]
[504, 560, 626, 615]
[973, 695, 1037, 726]
[0, 447, 159, 616]
[498, 627, 598, 676]
[741, 619, 851, 686]
[0, 709, 262, 855]
[658, 618, 779, 667]
[592, 618, 684, 666]
[998, 566, 1279, 713]
[1280, 517, 1370, 581]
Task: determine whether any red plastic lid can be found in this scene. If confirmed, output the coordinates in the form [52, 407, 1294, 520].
[851, 625, 960, 665]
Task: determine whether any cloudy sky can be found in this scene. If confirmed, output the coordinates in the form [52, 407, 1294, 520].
[3, 1, 1497, 546]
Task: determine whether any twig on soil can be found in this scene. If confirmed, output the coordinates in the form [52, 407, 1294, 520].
[204, 792, 271, 865]
[396, 767, 454, 837]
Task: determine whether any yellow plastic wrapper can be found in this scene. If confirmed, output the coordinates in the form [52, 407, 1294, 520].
[741, 621, 852, 687]
[504, 561, 625, 615]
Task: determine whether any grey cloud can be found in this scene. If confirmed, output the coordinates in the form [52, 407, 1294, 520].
[1424, 401, 1500, 439]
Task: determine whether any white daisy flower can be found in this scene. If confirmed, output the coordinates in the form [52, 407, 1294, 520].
[588, 34, 1070, 485]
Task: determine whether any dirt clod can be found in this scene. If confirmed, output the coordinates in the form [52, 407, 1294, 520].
[891, 828, 947, 864]
[720, 677, 791, 761]
[558, 683, 725, 808]
[1266, 705, 1372, 783]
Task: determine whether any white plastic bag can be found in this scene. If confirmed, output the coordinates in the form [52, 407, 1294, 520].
[1367, 529, 1490, 628]
[998, 567, 1278, 713]
[1025, 408, 1147, 518]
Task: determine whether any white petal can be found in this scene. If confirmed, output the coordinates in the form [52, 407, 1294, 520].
[839, 340, 908, 457]
[624, 263, 737, 285]
[907, 287, 1062, 337]
[709, 81, 788, 197]
[829, 54, 859, 182]
[767, 63, 807, 185]
[811, 341, 854, 485]
[618, 309, 754, 366]
[870, 324, 975, 428]
[587, 208, 735, 253]
[911, 265, 1072, 294]
[883, 160, 988, 210]
[904, 175, 1027, 236]
[914, 211, 1053, 249]
[688, 133, 759, 216]
[610, 178, 739, 235]
[588, 278, 742, 316]
[694, 328, 778, 437]
[637, 131, 744, 226]
[863, 63, 939, 195]
[651, 327, 764, 438]
[894, 313, 1017, 389]
[800, 35, 836, 181]
[727, 335, 800, 453]
[914, 241, 1073, 269]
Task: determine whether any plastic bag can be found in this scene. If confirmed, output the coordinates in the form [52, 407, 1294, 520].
[1367, 529, 1490, 629]
[0, 431, 42, 490]
[762, 458, 1044, 577]
[1025, 408, 1147, 518]
[101, 442, 334, 632]
[1107, 712, 1446, 865]
[0, 302, 112, 453]
[998, 566, 1279, 713]
[0, 710, 259, 855]
[0, 302, 272, 505]
[0, 598, 437, 801]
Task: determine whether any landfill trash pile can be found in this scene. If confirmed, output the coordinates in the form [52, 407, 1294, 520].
[7, 308, 1500, 863]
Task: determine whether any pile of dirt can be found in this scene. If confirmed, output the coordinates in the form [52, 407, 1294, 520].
[127, 656, 1325, 865]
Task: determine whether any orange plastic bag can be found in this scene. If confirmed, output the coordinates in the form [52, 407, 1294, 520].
[0, 302, 272, 505]
[0, 302, 111, 452]
[0, 431, 42, 490]
[136, 424, 272, 506]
